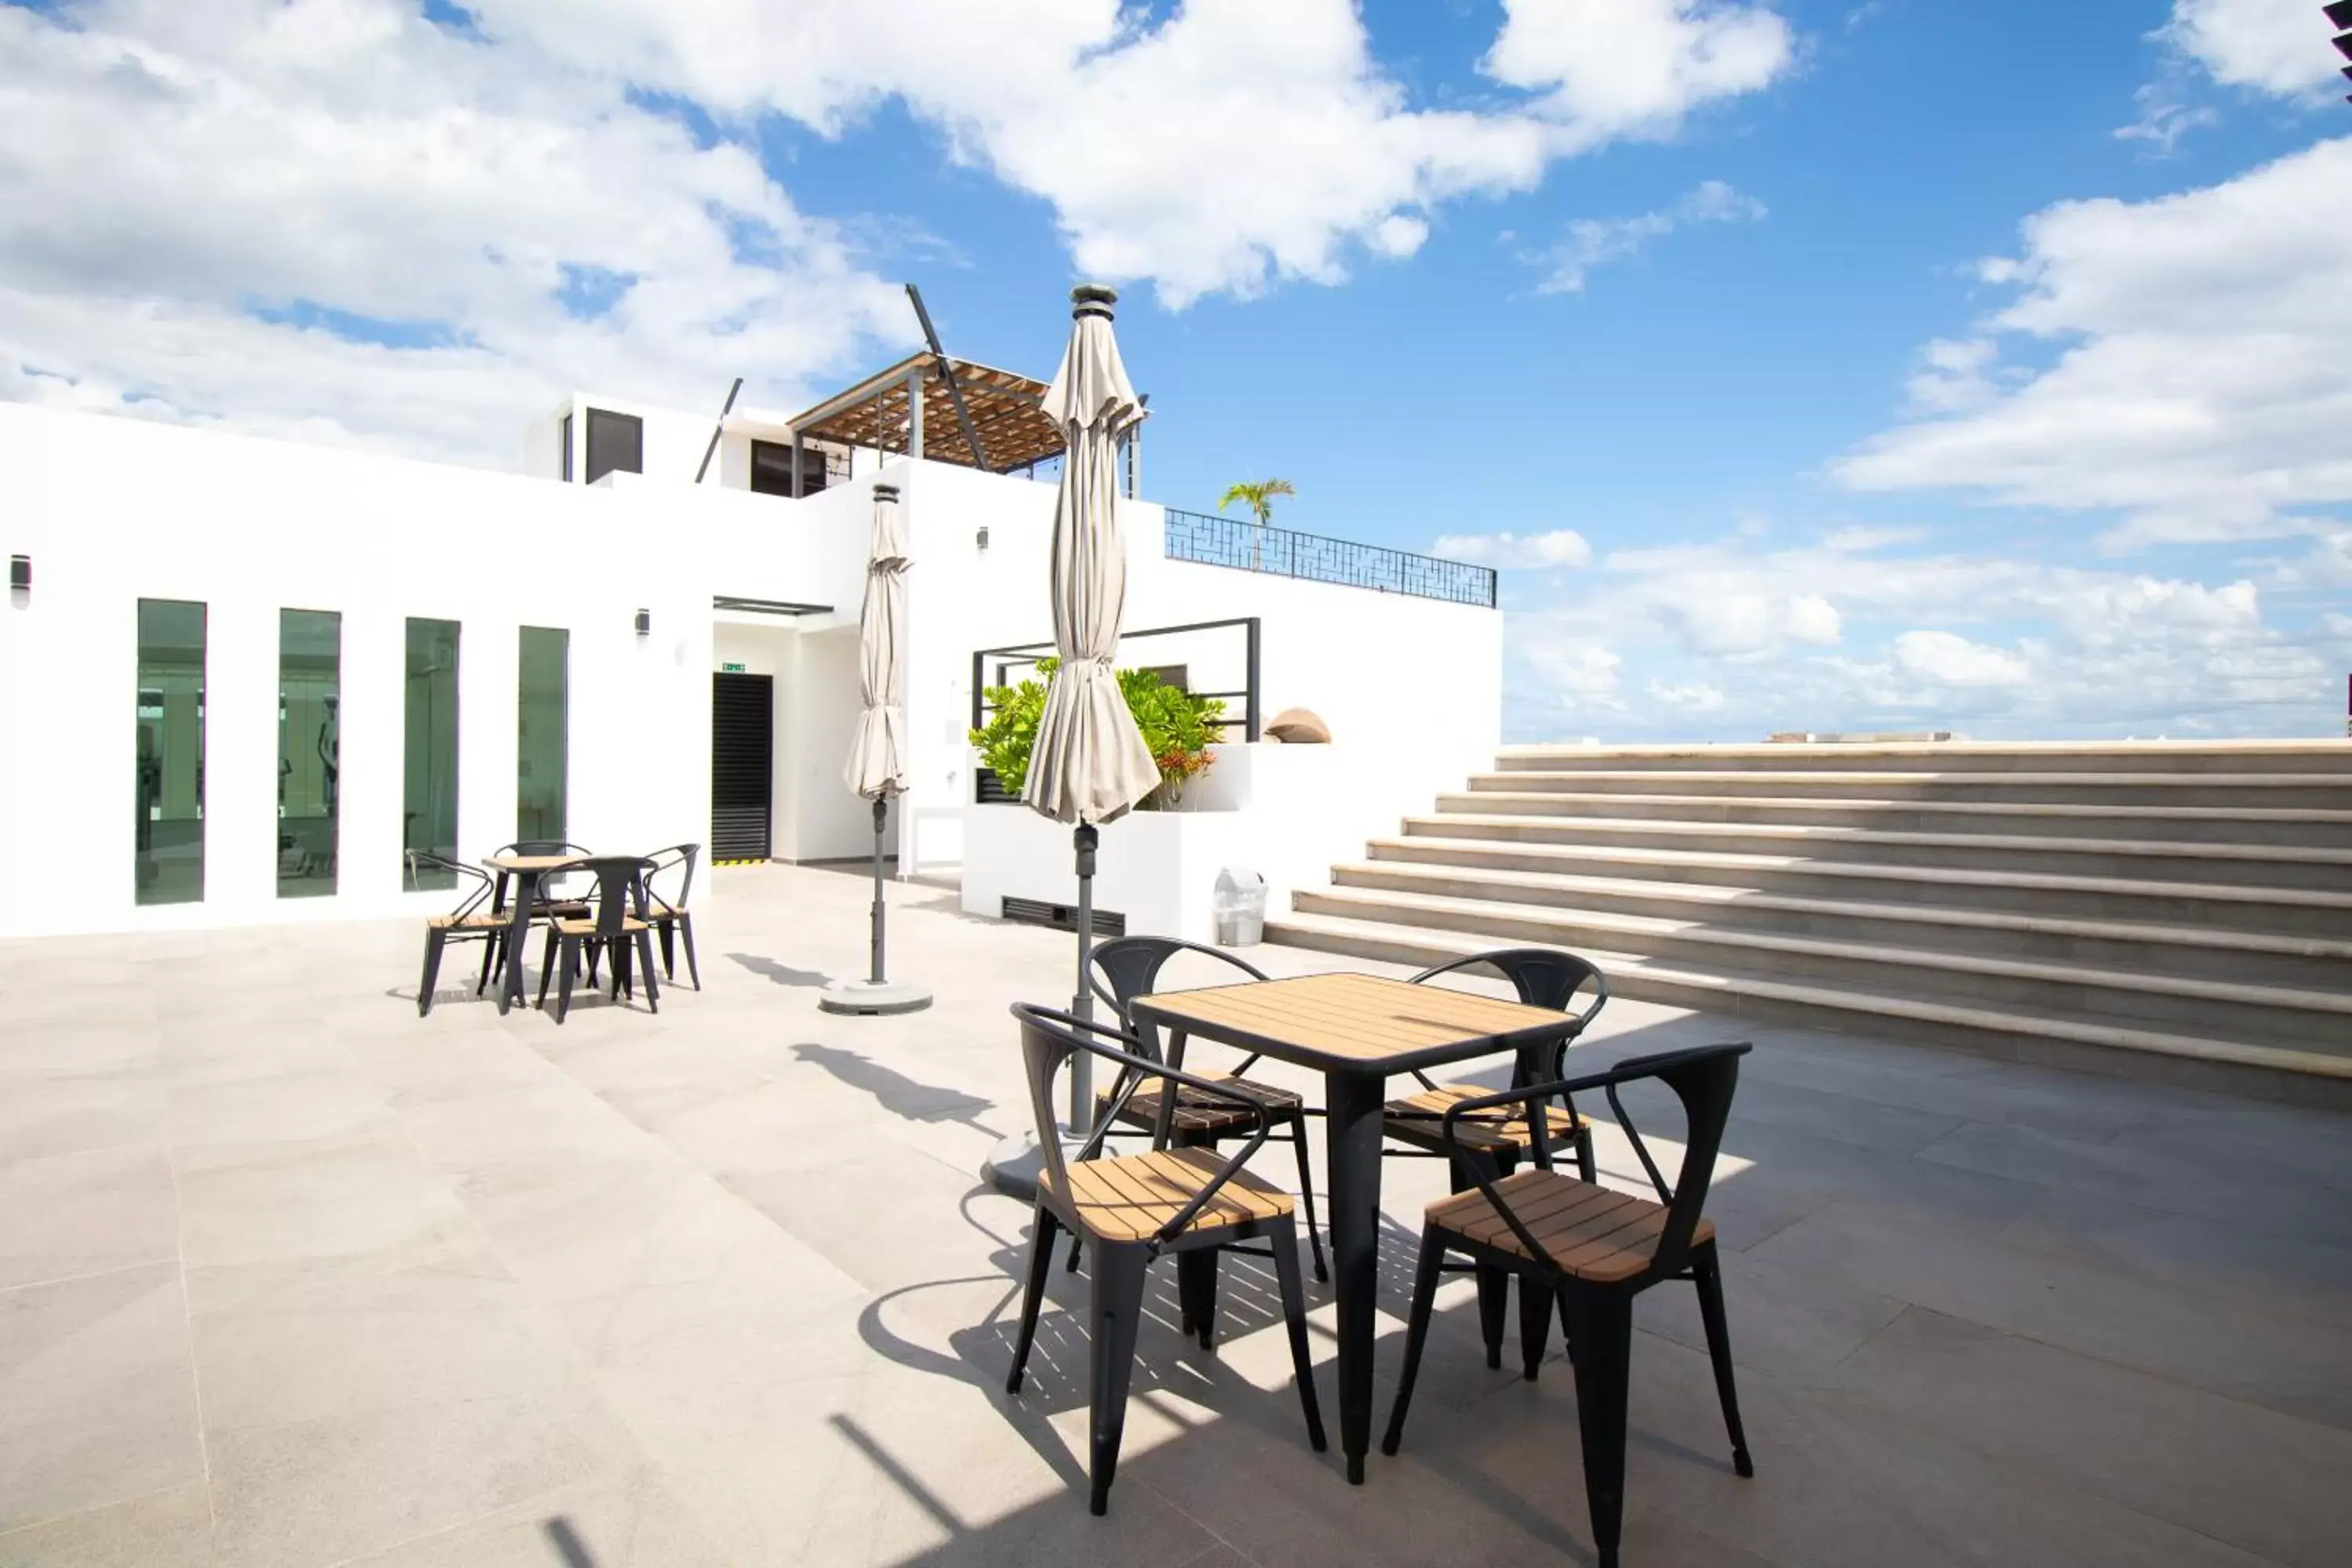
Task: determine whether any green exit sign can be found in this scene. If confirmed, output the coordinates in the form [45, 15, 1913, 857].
[720, 662, 747, 673]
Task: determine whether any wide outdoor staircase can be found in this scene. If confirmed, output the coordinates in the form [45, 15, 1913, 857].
[1267, 741, 2352, 1103]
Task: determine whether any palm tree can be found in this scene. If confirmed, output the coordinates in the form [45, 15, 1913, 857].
[1218, 478, 1295, 572]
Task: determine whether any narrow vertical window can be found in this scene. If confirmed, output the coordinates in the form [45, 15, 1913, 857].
[135, 599, 206, 905]
[561, 412, 573, 481]
[278, 609, 340, 898]
[517, 626, 568, 843]
[583, 408, 643, 484]
[404, 618, 461, 888]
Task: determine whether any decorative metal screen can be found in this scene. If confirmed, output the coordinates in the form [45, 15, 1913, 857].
[1162, 508, 1497, 608]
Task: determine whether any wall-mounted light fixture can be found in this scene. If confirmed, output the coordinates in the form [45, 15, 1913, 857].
[633, 608, 651, 636]
[8, 554, 27, 593]
[975, 527, 990, 552]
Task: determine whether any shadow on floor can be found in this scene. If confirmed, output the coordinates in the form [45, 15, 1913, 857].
[729, 951, 833, 989]
[793, 1042, 1004, 1136]
[541, 1516, 595, 1566]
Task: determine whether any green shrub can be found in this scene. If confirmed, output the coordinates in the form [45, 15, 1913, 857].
[969, 657, 1228, 808]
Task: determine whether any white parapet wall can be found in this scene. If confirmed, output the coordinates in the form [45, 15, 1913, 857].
[958, 741, 1416, 944]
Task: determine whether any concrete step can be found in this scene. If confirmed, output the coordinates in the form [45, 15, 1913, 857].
[1327, 859, 2352, 990]
[1365, 835, 2352, 938]
[1262, 909, 2352, 1107]
[1431, 789, 2352, 848]
[1496, 741, 2352, 776]
[1409, 811, 2352, 892]
[1465, 771, 2352, 810]
[1288, 884, 2352, 1048]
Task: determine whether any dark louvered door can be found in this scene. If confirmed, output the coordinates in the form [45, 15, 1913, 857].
[710, 673, 774, 862]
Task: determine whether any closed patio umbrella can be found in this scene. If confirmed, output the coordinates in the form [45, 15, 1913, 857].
[984, 284, 1157, 1196]
[820, 481, 931, 1015]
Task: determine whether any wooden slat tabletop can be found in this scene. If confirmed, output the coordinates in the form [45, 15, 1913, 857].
[1131, 971, 1577, 1076]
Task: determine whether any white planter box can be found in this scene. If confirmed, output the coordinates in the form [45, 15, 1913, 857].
[960, 800, 1251, 944]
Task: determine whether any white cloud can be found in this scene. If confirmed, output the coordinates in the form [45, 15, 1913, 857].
[2114, 84, 2221, 154]
[0, 0, 1800, 462]
[1893, 630, 2031, 688]
[1536, 179, 1766, 293]
[1835, 136, 2352, 547]
[1433, 528, 1594, 568]
[1483, 0, 1795, 151]
[1646, 679, 1726, 712]
[1504, 524, 2336, 742]
[470, 0, 1796, 307]
[0, 0, 906, 468]
[2161, 0, 2349, 98]
[1787, 594, 1842, 644]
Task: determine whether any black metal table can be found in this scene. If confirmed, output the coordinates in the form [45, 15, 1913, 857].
[1127, 971, 1583, 1484]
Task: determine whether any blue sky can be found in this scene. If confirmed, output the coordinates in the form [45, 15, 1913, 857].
[2, 0, 2347, 740]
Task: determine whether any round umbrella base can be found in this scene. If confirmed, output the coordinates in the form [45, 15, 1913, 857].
[818, 979, 934, 1016]
[982, 1130, 1091, 1203]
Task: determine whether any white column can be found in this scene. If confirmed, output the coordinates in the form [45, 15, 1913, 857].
[906, 369, 925, 462]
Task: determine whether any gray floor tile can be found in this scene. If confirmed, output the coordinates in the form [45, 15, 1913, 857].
[0, 1483, 212, 1568]
[0, 1144, 178, 1292]
[0, 1265, 205, 1535]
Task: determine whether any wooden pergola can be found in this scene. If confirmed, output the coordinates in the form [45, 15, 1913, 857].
[787, 352, 1065, 475]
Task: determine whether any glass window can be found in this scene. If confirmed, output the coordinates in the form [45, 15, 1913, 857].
[517, 626, 568, 843]
[135, 599, 206, 906]
[561, 412, 573, 482]
[583, 408, 642, 485]
[278, 609, 340, 898]
[404, 618, 460, 889]
[750, 437, 826, 497]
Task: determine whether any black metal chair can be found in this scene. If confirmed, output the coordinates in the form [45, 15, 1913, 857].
[1078, 936, 1328, 1305]
[481, 839, 596, 994]
[1382, 1041, 1755, 1568]
[405, 851, 506, 1017]
[532, 856, 661, 1022]
[637, 843, 702, 989]
[1005, 1003, 1324, 1516]
[1383, 948, 1607, 1377]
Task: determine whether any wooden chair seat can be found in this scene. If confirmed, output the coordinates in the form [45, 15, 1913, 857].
[1043, 1146, 1293, 1243]
[642, 902, 687, 919]
[1098, 1073, 1303, 1138]
[536, 899, 591, 918]
[427, 912, 509, 931]
[1427, 1169, 1711, 1284]
[554, 916, 649, 936]
[1385, 1083, 1588, 1157]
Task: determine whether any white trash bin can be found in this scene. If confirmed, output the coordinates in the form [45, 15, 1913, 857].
[1213, 866, 1268, 947]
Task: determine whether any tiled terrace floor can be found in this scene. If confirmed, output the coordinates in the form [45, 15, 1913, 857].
[3, 862, 2349, 1567]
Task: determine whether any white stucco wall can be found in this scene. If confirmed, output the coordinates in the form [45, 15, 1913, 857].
[0, 401, 1498, 938]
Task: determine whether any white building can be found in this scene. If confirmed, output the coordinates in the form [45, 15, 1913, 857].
[0, 346, 1501, 943]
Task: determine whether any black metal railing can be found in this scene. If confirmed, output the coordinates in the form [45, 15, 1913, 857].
[1162, 507, 1497, 608]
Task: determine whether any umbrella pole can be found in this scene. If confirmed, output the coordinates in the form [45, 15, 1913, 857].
[869, 796, 887, 984]
[1069, 822, 1098, 1130]
[817, 793, 930, 1016]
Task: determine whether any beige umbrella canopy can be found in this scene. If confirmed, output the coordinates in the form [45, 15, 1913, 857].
[821, 481, 930, 1015]
[843, 483, 910, 800]
[1025, 285, 1159, 828]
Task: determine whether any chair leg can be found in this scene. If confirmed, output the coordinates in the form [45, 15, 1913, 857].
[475, 930, 499, 997]
[1267, 1220, 1327, 1452]
[1177, 1246, 1221, 1351]
[1692, 1241, 1755, 1478]
[678, 913, 701, 990]
[1380, 1225, 1448, 1456]
[418, 930, 445, 1018]
[554, 936, 579, 1024]
[1085, 1243, 1152, 1515]
[1461, 1153, 1511, 1370]
[1007, 1208, 1062, 1395]
[1566, 1290, 1635, 1568]
[536, 929, 560, 1011]
[658, 919, 677, 981]
[1520, 1271, 1554, 1380]
[1574, 1123, 1597, 1185]
[635, 930, 661, 1014]
[1286, 1112, 1330, 1284]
